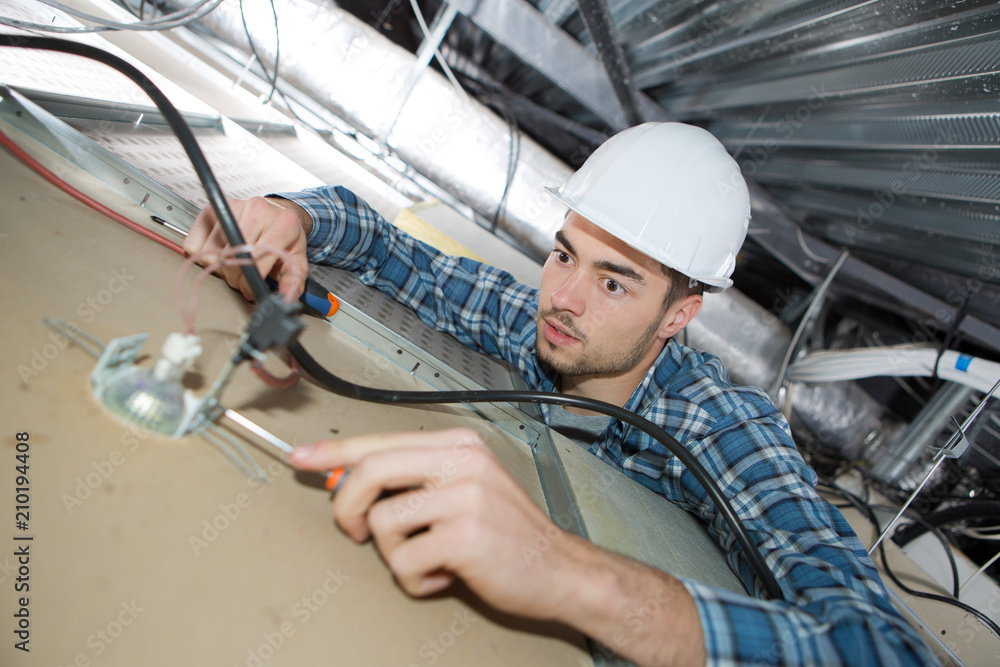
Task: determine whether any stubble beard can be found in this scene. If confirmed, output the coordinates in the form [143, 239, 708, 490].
[536, 307, 664, 377]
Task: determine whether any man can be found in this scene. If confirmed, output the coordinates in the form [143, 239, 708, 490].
[186, 123, 937, 665]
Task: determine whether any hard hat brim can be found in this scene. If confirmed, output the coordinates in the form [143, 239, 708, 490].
[543, 185, 731, 293]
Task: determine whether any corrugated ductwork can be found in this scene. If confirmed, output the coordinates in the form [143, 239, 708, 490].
[444, 0, 1000, 332]
[180, 0, 572, 257]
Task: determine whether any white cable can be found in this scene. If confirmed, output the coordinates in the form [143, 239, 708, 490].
[787, 345, 1000, 394]
[3, 0, 223, 33]
[957, 526, 1000, 540]
[40, 0, 218, 27]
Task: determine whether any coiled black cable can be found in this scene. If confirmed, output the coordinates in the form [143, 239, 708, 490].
[0, 34, 783, 601]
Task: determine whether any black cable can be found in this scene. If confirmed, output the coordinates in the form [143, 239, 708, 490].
[0, 34, 784, 602]
[818, 475, 1000, 639]
[0, 35, 270, 304]
[287, 340, 784, 600]
[872, 522, 1000, 640]
[867, 504, 961, 599]
[817, 476, 960, 597]
[931, 291, 971, 389]
[894, 501, 1000, 548]
[876, 547, 1000, 640]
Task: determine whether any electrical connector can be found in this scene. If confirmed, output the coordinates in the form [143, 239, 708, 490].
[242, 293, 304, 355]
[153, 333, 202, 382]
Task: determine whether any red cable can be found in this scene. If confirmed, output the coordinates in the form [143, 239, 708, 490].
[251, 356, 302, 389]
[0, 125, 186, 256]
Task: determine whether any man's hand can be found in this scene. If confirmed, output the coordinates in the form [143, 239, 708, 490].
[184, 196, 313, 300]
[291, 427, 707, 666]
[290, 428, 581, 619]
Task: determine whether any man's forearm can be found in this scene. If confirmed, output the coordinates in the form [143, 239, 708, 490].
[554, 534, 706, 666]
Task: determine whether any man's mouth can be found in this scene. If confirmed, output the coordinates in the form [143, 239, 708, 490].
[542, 318, 580, 346]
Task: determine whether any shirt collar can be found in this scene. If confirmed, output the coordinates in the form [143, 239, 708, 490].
[623, 338, 684, 414]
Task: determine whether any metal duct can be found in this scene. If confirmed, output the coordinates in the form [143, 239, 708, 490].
[179, 0, 572, 256]
[690, 286, 897, 462]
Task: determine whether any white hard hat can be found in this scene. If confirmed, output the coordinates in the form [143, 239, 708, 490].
[545, 122, 751, 293]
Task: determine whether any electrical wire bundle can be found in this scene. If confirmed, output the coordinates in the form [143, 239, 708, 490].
[0, 0, 223, 34]
[788, 345, 1000, 395]
[816, 473, 1000, 640]
[0, 33, 787, 601]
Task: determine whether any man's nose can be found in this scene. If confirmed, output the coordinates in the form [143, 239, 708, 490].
[550, 271, 587, 316]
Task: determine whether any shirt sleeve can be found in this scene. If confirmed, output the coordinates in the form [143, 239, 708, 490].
[676, 439, 940, 666]
[269, 185, 540, 373]
[623, 397, 940, 665]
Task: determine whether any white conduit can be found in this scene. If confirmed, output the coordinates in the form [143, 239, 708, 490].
[788, 346, 1000, 394]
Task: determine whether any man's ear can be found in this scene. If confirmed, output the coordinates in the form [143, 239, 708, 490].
[659, 294, 703, 340]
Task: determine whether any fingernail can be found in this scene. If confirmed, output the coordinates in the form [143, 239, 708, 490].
[291, 443, 315, 461]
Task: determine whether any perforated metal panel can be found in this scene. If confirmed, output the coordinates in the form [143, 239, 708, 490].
[310, 265, 519, 393]
[71, 119, 320, 208]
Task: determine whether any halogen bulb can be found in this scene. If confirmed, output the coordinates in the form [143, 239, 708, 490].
[96, 333, 202, 437]
[102, 366, 186, 435]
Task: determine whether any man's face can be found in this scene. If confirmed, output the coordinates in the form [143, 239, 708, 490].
[536, 212, 680, 379]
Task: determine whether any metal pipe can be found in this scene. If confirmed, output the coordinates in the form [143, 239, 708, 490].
[869, 382, 975, 485]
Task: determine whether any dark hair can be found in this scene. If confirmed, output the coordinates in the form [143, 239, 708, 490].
[660, 264, 705, 311]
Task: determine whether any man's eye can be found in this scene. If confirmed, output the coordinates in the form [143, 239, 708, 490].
[554, 250, 570, 263]
[604, 279, 624, 294]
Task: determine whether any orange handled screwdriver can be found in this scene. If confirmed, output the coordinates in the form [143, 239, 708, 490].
[224, 409, 347, 491]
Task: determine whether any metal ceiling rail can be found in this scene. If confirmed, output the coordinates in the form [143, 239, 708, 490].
[624, 0, 882, 84]
[629, 1, 1000, 88]
[775, 186, 1000, 246]
[575, 0, 643, 127]
[447, 0, 668, 130]
[746, 156, 1000, 207]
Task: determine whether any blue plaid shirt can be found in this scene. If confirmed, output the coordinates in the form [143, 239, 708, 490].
[278, 185, 938, 666]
